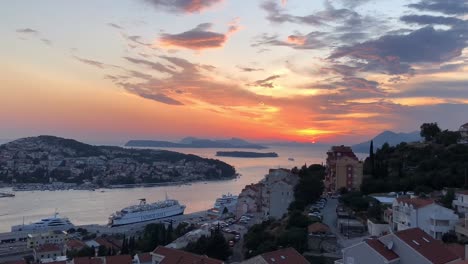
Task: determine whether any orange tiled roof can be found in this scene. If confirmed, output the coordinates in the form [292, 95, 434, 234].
[260, 248, 309, 264]
[152, 246, 223, 264]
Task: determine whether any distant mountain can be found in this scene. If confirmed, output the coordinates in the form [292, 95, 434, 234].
[0, 135, 236, 185]
[352, 131, 421, 153]
[126, 137, 267, 149]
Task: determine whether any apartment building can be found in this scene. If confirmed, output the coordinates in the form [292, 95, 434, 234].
[336, 228, 461, 264]
[392, 197, 459, 239]
[325, 146, 363, 193]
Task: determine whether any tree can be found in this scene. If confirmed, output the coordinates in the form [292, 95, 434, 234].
[222, 207, 229, 214]
[441, 188, 455, 209]
[185, 228, 231, 261]
[97, 245, 108, 256]
[420, 123, 441, 142]
[369, 140, 375, 176]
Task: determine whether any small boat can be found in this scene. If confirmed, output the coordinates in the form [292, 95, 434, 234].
[288, 157, 295, 161]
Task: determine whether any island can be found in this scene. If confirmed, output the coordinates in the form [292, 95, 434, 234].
[216, 151, 279, 158]
[0, 136, 236, 188]
[126, 137, 267, 149]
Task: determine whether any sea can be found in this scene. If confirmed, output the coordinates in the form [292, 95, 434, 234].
[0, 145, 366, 232]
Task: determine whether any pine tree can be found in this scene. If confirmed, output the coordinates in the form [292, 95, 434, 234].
[370, 140, 375, 177]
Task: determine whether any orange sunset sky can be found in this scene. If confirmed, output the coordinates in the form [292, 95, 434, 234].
[0, 0, 467, 144]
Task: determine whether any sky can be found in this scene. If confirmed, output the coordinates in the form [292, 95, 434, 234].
[0, 0, 467, 144]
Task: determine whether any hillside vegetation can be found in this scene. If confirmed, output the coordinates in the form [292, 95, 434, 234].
[361, 123, 467, 194]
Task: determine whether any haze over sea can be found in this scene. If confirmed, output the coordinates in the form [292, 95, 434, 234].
[0, 145, 366, 232]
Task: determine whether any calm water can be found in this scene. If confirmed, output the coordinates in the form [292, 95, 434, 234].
[0, 145, 334, 232]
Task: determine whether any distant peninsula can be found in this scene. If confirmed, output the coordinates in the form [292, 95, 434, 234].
[216, 151, 279, 158]
[0, 136, 236, 187]
[126, 137, 267, 149]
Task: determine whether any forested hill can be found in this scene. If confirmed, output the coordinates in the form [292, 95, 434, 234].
[361, 141, 468, 194]
[0, 135, 236, 185]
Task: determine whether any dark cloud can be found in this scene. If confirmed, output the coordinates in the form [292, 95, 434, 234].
[408, 0, 468, 15]
[107, 23, 123, 29]
[329, 26, 466, 75]
[159, 23, 237, 50]
[237, 66, 264, 72]
[393, 80, 468, 99]
[16, 28, 38, 34]
[252, 32, 328, 50]
[139, 93, 184, 105]
[400, 15, 465, 26]
[123, 57, 174, 74]
[40, 38, 52, 46]
[143, 0, 223, 13]
[339, 0, 372, 8]
[73, 56, 107, 69]
[261, 1, 323, 25]
[248, 75, 281, 88]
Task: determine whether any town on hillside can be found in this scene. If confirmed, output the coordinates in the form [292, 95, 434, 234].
[1, 122, 468, 264]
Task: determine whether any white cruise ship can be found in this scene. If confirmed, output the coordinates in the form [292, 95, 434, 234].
[11, 213, 74, 232]
[109, 198, 186, 227]
[214, 193, 238, 213]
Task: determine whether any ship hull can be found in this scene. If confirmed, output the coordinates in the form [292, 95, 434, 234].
[110, 205, 185, 227]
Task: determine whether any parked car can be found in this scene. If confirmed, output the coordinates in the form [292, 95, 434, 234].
[229, 240, 235, 247]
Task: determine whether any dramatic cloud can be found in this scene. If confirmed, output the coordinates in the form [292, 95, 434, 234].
[139, 92, 184, 105]
[329, 26, 466, 74]
[124, 57, 174, 74]
[408, 0, 468, 15]
[237, 66, 264, 72]
[143, 0, 223, 13]
[248, 75, 281, 88]
[16, 28, 38, 34]
[159, 22, 238, 50]
[107, 23, 123, 29]
[400, 15, 464, 26]
[73, 56, 107, 69]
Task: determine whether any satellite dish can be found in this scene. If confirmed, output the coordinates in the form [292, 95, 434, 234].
[387, 241, 394, 250]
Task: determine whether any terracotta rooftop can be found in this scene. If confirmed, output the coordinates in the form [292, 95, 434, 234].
[66, 239, 86, 250]
[95, 237, 121, 250]
[395, 228, 460, 264]
[105, 255, 132, 264]
[136, 253, 152, 263]
[308, 222, 330, 234]
[445, 244, 466, 260]
[73, 257, 104, 264]
[260, 248, 309, 264]
[396, 197, 434, 208]
[2, 260, 27, 264]
[152, 246, 223, 264]
[365, 239, 399, 261]
[36, 243, 62, 253]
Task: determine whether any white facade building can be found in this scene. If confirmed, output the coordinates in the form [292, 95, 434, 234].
[453, 190, 468, 215]
[392, 198, 459, 239]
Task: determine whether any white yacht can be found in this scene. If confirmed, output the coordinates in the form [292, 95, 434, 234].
[11, 213, 74, 232]
[109, 198, 186, 227]
[214, 193, 238, 213]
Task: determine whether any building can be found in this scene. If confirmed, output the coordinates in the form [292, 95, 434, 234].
[71, 255, 132, 264]
[65, 239, 86, 252]
[151, 246, 224, 264]
[33, 244, 64, 262]
[236, 169, 298, 220]
[392, 197, 459, 239]
[260, 169, 297, 219]
[133, 253, 152, 264]
[453, 190, 468, 216]
[325, 146, 363, 193]
[336, 228, 461, 264]
[27, 230, 67, 249]
[459, 123, 468, 144]
[241, 247, 310, 264]
[236, 183, 263, 219]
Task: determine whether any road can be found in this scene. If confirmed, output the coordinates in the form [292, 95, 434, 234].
[321, 198, 369, 250]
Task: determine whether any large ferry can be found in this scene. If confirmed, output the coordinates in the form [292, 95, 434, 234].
[214, 193, 238, 212]
[11, 212, 74, 232]
[108, 198, 186, 227]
